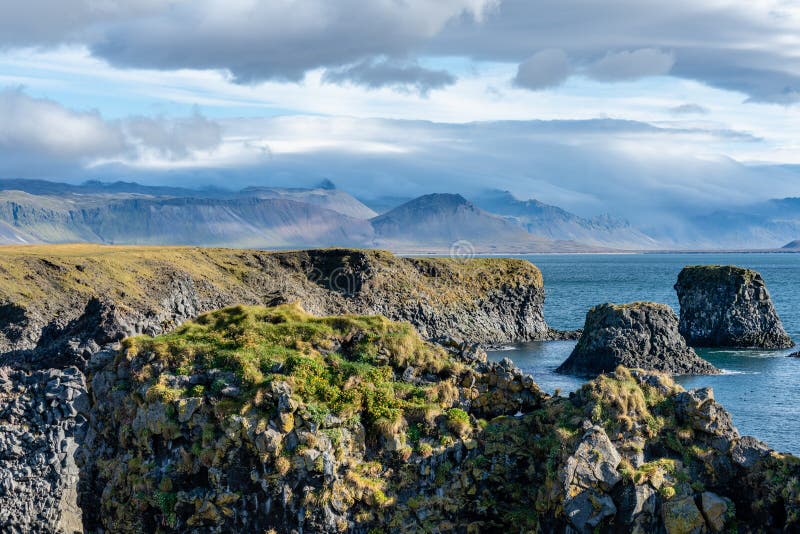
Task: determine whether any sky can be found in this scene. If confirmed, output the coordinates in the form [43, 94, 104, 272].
[1, 0, 799, 223]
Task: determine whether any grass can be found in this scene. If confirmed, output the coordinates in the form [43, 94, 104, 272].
[0, 245, 542, 333]
[122, 303, 460, 441]
[678, 264, 759, 285]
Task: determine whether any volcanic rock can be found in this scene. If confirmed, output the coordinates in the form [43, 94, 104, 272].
[557, 302, 719, 376]
[675, 265, 793, 349]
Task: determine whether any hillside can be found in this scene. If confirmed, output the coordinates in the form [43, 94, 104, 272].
[371, 193, 596, 252]
[473, 189, 660, 249]
[0, 245, 549, 361]
[0, 192, 375, 247]
[239, 186, 378, 219]
[60, 305, 800, 532]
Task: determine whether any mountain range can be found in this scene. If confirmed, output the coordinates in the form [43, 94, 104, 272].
[0, 179, 797, 251]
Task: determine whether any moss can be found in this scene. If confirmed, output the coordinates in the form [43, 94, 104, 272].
[446, 408, 471, 436]
[679, 264, 759, 285]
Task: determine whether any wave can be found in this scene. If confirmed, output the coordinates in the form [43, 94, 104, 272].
[718, 369, 759, 375]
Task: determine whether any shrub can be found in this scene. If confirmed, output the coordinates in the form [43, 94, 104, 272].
[446, 408, 471, 436]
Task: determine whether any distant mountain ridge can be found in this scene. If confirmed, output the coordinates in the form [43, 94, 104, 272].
[3, 178, 799, 251]
[0, 181, 608, 252]
[472, 190, 659, 249]
[370, 193, 594, 252]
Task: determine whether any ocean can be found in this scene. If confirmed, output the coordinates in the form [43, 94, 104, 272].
[486, 253, 800, 455]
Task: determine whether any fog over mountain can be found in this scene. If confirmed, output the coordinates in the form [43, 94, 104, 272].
[0, 178, 798, 251]
[0, 1, 799, 250]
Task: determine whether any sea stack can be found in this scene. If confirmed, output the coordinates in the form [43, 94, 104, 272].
[675, 265, 794, 349]
[557, 302, 718, 376]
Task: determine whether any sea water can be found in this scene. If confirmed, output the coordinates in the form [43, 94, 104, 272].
[486, 253, 800, 454]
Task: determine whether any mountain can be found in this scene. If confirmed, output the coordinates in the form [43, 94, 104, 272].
[782, 240, 800, 250]
[0, 180, 610, 252]
[371, 193, 596, 252]
[238, 186, 377, 219]
[0, 178, 220, 198]
[0, 189, 374, 248]
[653, 197, 800, 249]
[472, 190, 660, 249]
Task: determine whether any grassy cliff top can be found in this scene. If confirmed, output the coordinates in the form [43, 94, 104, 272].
[678, 264, 760, 284]
[0, 244, 542, 312]
[592, 301, 674, 313]
[121, 302, 462, 439]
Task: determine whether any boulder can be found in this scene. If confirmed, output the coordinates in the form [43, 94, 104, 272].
[675, 265, 793, 349]
[662, 496, 707, 534]
[674, 388, 738, 438]
[562, 425, 622, 531]
[557, 302, 719, 376]
[700, 492, 733, 532]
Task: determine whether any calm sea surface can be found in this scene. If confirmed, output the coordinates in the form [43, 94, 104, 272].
[486, 253, 800, 455]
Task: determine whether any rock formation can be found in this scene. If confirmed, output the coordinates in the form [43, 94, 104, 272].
[675, 265, 794, 349]
[557, 302, 719, 376]
[0, 246, 550, 369]
[1, 303, 799, 532]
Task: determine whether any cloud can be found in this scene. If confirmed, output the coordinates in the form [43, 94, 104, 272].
[429, 0, 800, 103]
[669, 103, 709, 115]
[123, 110, 222, 159]
[2, 1, 799, 102]
[322, 58, 455, 95]
[78, 115, 793, 229]
[0, 88, 222, 177]
[586, 48, 674, 81]
[0, 88, 125, 175]
[513, 49, 571, 90]
[87, 0, 493, 89]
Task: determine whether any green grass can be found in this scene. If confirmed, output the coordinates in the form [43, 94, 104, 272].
[123, 303, 461, 439]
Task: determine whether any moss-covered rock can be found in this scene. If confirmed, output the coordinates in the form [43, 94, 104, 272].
[0, 246, 549, 368]
[79, 304, 549, 533]
[75, 306, 800, 533]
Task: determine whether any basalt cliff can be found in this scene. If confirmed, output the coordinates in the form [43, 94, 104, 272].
[557, 302, 719, 376]
[10, 304, 796, 533]
[0, 245, 550, 370]
[675, 265, 794, 349]
[0, 248, 798, 533]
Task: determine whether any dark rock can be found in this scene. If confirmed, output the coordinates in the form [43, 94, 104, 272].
[700, 491, 733, 532]
[675, 265, 794, 349]
[675, 388, 738, 437]
[557, 302, 719, 376]
[562, 425, 622, 531]
[730, 436, 771, 468]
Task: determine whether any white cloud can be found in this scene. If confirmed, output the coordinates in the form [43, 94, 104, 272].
[0, 88, 124, 159]
[0, 88, 223, 176]
[1, 0, 799, 102]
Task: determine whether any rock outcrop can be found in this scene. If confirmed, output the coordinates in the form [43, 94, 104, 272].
[0, 246, 550, 370]
[675, 265, 794, 349]
[557, 302, 719, 376]
[2, 304, 799, 533]
[77, 304, 548, 533]
[0, 366, 86, 533]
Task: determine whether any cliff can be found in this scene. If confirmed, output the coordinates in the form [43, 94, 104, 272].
[675, 265, 794, 349]
[557, 302, 719, 376]
[57, 306, 800, 532]
[0, 245, 549, 368]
